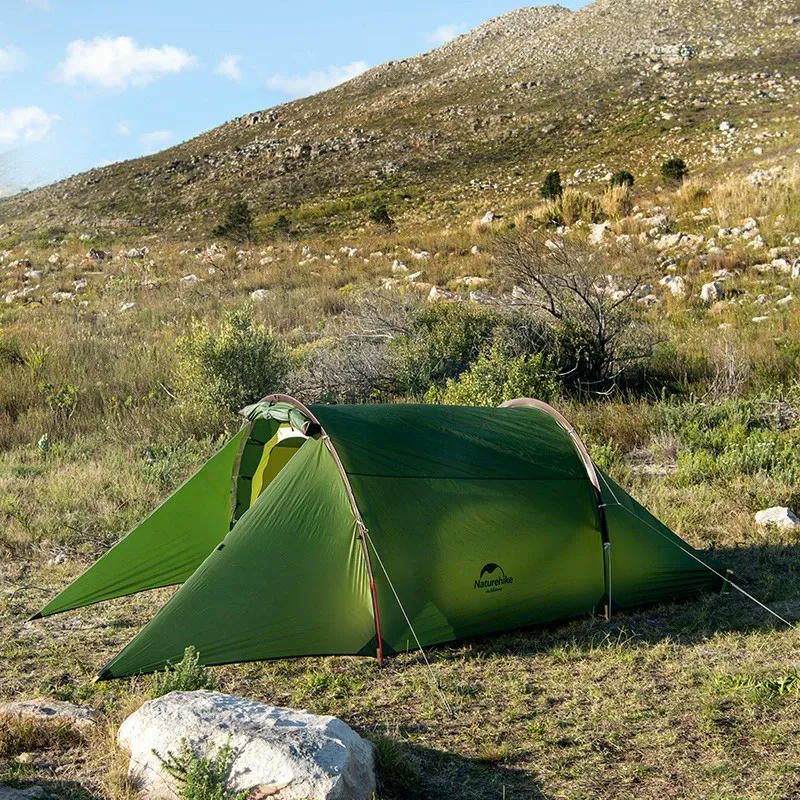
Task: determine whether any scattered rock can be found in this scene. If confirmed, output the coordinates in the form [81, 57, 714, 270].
[660, 275, 686, 297]
[126, 247, 149, 259]
[589, 222, 610, 245]
[180, 274, 201, 285]
[250, 289, 273, 301]
[428, 287, 458, 302]
[755, 507, 800, 529]
[117, 691, 376, 800]
[51, 291, 74, 302]
[700, 281, 724, 303]
[119, 302, 137, 312]
[480, 211, 496, 224]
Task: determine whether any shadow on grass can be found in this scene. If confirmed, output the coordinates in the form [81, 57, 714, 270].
[370, 733, 549, 800]
[428, 541, 800, 662]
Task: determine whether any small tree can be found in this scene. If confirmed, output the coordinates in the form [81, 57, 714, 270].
[271, 214, 292, 239]
[610, 170, 635, 188]
[540, 171, 563, 201]
[213, 200, 255, 244]
[661, 158, 688, 184]
[495, 230, 653, 392]
[368, 203, 394, 229]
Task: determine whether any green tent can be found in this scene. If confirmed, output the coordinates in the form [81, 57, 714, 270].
[33, 396, 725, 679]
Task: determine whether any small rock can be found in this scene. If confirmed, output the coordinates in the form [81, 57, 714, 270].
[391, 260, 408, 274]
[51, 291, 74, 302]
[481, 211, 495, 224]
[180, 274, 200, 285]
[755, 507, 800, 529]
[126, 247, 149, 259]
[119, 302, 137, 312]
[777, 294, 793, 306]
[700, 281, 724, 303]
[659, 275, 686, 297]
[589, 222, 610, 245]
[752, 315, 769, 323]
[429, 287, 457, 302]
[469, 291, 494, 304]
[250, 289, 273, 301]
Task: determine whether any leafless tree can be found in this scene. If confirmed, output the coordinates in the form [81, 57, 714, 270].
[495, 229, 655, 393]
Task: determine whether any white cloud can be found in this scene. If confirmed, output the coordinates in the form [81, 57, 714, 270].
[116, 121, 130, 135]
[57, 36, 196, 89]
[425, 22, 467, 47]
[0, 46, 26, 74]
[215, 54, 241, 81]
[0, 106, 59, 149]
[140, 129, 175, 153]
[266, 60, 368, 99]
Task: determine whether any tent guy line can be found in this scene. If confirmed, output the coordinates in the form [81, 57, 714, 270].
[596, 469, 796, 631]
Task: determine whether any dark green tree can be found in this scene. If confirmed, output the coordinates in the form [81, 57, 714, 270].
[661, 158, 688, 184]
[610, 170, 635, 188]
[540, 170, 563, 201]
[213, 200, 256, 244]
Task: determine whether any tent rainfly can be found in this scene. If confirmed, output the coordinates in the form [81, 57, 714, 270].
[33, 396, 725, 679]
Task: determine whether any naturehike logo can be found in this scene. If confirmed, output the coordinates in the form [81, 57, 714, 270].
[474, 563, 513, 593]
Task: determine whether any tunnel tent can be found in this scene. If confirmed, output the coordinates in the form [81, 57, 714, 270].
[33, 396, 726, 679]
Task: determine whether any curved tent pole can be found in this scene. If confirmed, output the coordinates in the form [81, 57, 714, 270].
[500, 397, 612, 615]
[245, 394, 385, 664]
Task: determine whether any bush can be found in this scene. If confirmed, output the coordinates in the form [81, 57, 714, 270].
[175, 306, 290, 412]
[540, 170, 563, 201]
[601, 185, 634, 219]
[558, 189, 604, 225]
[150, 646, 218, 699]
[661, 158, 688, 184]
[388, 303, 501, 397]
[432, 342, 560, 407]
[368, 203, 394, 228]
[213, 200, 255, 244]
[156, 738, 250, 800]
[610, 171, 635, 188]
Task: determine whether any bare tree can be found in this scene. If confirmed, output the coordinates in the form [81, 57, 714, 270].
[495, 229, 655, 393]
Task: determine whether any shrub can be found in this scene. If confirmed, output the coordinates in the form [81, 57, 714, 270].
[213, 200, 255, 244]
[175, 306, 290, 412]
[270, 214, 292, 239]
[388, 303, 501, 396]
[495, 231, 654, 392]
[601, 185, 634, 219]
[433, 342, 560, 407]
[661, 157, 688, 184]
[156, 739, 250, 800]
[368, 203, 394, 229]
[558, 189, 604, 225]
[540, 170, 563, 201]
[610, 171, 635, 188]
[150, 646, 218, 699]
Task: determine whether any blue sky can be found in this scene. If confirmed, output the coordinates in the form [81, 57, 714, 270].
[0, 0, 587, 193]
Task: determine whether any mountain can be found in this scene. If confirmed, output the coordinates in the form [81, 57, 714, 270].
[1, 0, 799, 240]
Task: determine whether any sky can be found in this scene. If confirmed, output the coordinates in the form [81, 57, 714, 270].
[0, 0, 587, 193]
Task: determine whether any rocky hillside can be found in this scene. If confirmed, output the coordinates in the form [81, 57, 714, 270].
[1, 0, 800, 239]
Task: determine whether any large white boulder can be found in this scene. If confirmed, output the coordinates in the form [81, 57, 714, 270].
[755, 507, 800, 529]
[117, 691, 376, 800]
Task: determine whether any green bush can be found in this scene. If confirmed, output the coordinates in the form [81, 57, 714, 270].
[150, 646, 218, 699]
[156, 738, 249, 800]
[388, 303, 501, 397]
[368, 203, 394, 228]
[665, 399, 800, 485]
[175, 306, 290, 412]
[213, 200, 255, 244]
[540, 170, 563, 201]
[432, 343, 560, 407]
[610, 171, 635, 188]
[661, 158, 688, 184]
